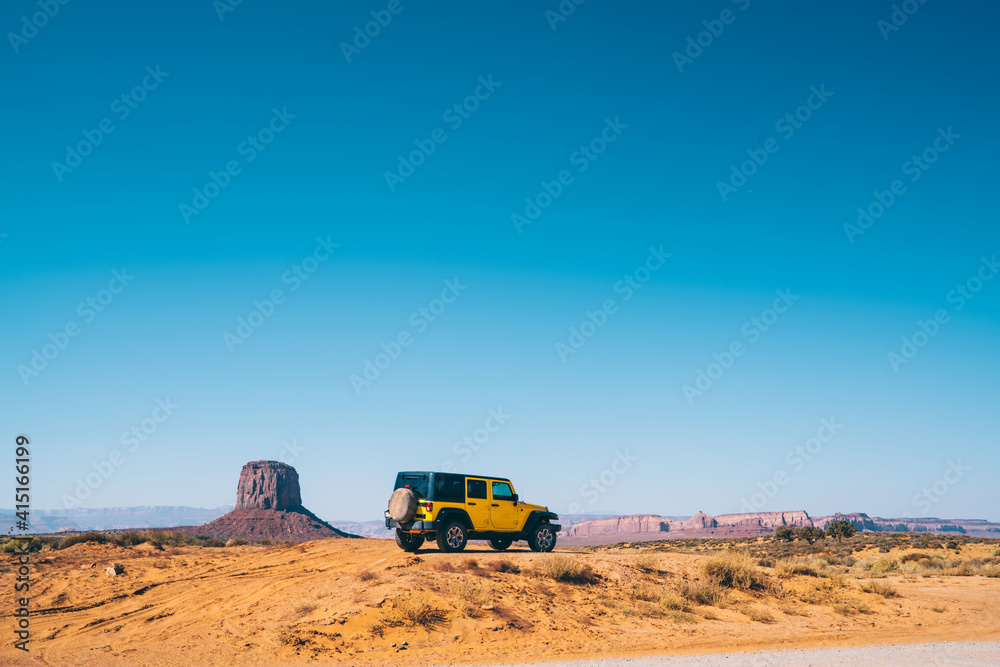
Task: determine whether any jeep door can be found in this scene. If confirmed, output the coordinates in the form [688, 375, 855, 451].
[464, 477, 491, 530]
[489, 480, 519, 530]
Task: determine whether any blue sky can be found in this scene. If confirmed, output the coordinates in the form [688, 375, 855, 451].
[1, 0, 997, 523]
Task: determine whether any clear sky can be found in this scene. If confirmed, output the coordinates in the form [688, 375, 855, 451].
[2, 0, 997, 524]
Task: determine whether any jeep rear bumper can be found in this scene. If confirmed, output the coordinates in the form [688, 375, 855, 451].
[384, 511, 434, 532]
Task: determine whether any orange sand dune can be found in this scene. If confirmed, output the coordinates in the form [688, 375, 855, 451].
[2, 539, 999, 666]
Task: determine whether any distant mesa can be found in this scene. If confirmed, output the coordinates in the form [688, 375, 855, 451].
[184, 461, 354, 542]
[562, 510, 999, 544]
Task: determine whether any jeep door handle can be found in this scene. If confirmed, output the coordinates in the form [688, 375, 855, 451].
[468, 502, 477, 506]
[491, 503, 499, 507]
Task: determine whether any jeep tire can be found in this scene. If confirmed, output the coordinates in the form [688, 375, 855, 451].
[395, 528, 424, 552]
[437, 521, 468, 553]
[488, 538, 513, 551]
[388, 488, 418, 523]
[528, 523, 556, 552]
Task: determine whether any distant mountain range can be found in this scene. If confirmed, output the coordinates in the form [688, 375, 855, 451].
[1, 506, 233, 533]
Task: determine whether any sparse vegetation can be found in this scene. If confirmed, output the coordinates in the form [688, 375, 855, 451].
[633, 554, 658, 573]
[774, 560, 821, 579]
[533, 555, 599, 585]
[825, 520, 858, 542]
[859, 578, 899, 598]
[700, 551, 771, 591]
[677, 580, 729, 607]
[356, 570, 379, 582]
[449, 579, 491, 617]
[486, 559, 520, 574]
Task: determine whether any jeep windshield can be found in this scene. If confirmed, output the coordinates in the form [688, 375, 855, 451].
[393, 472, 428, 499]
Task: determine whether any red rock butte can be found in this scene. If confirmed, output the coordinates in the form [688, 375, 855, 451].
[186, 461, 354, 542]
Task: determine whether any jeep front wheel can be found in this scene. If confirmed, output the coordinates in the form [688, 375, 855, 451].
[436, 521, 468, 552]
[395, 529, 424, 553]
[528, 523, 556, 552]
[488, 538, 513, 551]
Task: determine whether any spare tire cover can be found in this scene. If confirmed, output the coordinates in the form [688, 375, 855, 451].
[388, 487, 418, 523]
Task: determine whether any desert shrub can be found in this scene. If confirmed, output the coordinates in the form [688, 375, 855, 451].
[449, 579, 490, 617]
[941, 561, 975, 576]
[774, 526, 795, 542]
[625, 581, 660, 602]
[900, 552, 931, 563]
[700, 551, 770, 591]
[859, 578, 899, 598]
[870, 558, 899, 574]
[225, 538, 249, 547]
[293, 602, 317, 618]
[534, 556, 598, 585]
[677, 580, 729, 607]
[393, 593, 447, 629]
[757, 558, 775, 568]
[633, 554, 658, 573]
[658, 591, 689, 612]
[356, 570, 379, 582]
[366, 620, 385, 637]
[774, 560, 820, 579]
[945, 541, 958, 549]
[200, 539, 225, 548]
[736, 602, 775, 623]
[981, 565, 1000, 578]
[825, 520, 857, 542]
[486, 559, 520, 574]
[58, 532, 110, 549]
[1, 538, 47, 553]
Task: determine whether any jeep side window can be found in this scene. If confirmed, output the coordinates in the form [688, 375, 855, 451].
[433, 473, 465, 503]
[466, 479, 487, 500]
[491, 481, 515, 501]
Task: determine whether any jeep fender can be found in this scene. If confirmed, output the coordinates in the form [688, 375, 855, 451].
[523, 511, 560, 535]
[434, 509, 473, 531]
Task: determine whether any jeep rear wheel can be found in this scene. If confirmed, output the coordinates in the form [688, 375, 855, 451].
[395, 529, 424, 552]
[436, 521, 468, 553]
[488, 538, 513, 551]
[528, 523, 556, 552]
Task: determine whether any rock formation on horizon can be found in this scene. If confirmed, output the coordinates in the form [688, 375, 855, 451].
[236, 460, 303, 511]
[562, 509, 1000, 544]
[186, 461, 353, 542]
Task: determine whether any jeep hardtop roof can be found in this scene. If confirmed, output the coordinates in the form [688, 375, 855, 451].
[396, 471, 512, 482]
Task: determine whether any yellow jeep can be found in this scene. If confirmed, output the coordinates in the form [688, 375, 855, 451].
[384, 471, 560, 553]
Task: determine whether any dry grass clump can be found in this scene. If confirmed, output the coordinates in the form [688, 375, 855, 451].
[356, 570, 379, 582]
[774, 560, 821, 579]
[448, 579, 491, 617]
[858, 578, 899, 598]
[389, 593, 448, 629]
[700, 551, 770, 591]
[293, 602, 317, 618]
[677, 580, 729, 607]
[533, 555, 599, 585]
[624, 581, 660, 602]
[900, 552, 931, 563]
[633, 554, 658, 573]
[657, 590, 690, 612]
[735, 602, 775, 623]
[486, 559, 520, 574]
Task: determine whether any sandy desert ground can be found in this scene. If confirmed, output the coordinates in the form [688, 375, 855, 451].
[2, 536, 999, 666]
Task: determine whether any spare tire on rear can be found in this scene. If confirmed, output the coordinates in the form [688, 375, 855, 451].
[388, 488, 418, 523]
